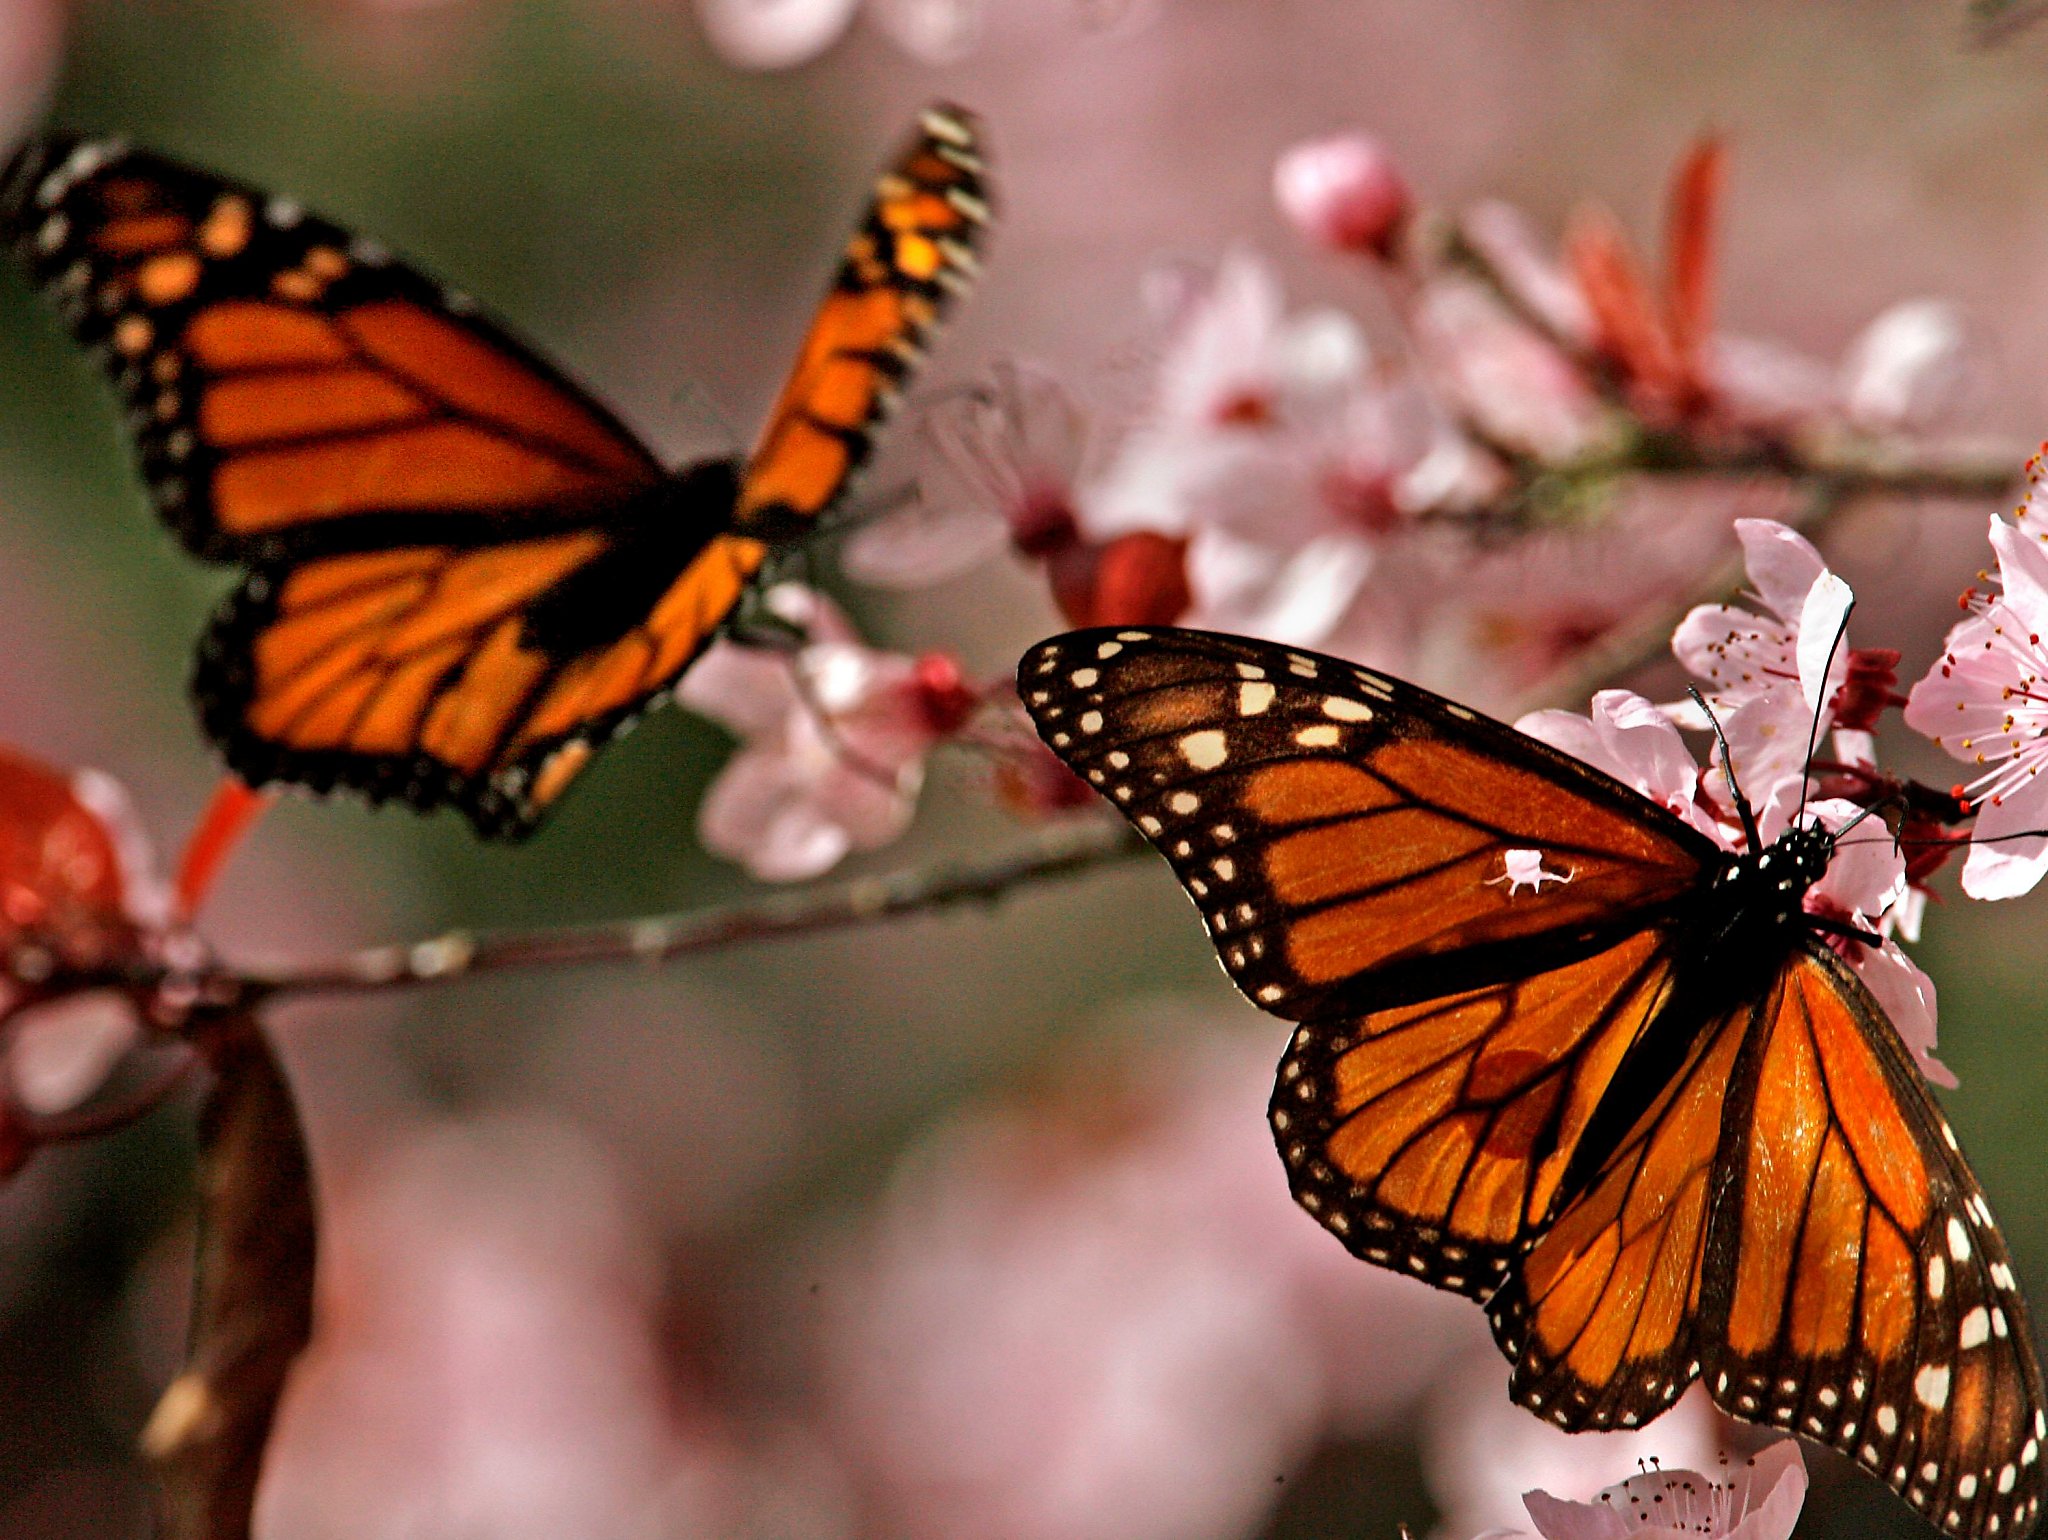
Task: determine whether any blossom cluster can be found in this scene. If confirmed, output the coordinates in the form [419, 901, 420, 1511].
[676, 128, 2010, 917]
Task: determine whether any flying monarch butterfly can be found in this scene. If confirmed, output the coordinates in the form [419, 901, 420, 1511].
[1019, 625, 2046, 1540]
[0, 106, 990, 839]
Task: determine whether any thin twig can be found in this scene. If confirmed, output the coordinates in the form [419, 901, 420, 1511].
[213, 816, 1145, 1006]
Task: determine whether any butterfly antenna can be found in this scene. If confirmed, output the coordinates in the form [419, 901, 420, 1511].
[1830, 800, 1885, 842]
[1797, 599, 1856, 827]
[1690, 684, 1763, 853]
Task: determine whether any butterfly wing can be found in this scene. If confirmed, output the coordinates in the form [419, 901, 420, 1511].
[0, 133, 667, 564]
[1019, 627, 1716, 1023]
[1270, 928, 1686, 1299]
[193, 486, 766, 838]
[734, 103, 990, 537]
[1484, 990, 1753, 1430]
[1698, 941, 2045, 1540]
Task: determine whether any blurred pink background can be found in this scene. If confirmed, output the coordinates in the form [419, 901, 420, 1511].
[0, 4, 2045, 1538]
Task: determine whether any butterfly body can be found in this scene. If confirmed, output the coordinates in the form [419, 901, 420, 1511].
[1553, 824, 1834, 1216]
[3, 107, 990, 837]
[1020, 625, 2045, 1540]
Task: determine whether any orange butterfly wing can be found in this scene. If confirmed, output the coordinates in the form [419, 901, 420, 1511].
[1272, 929, 1684, 1300]
[1020, 627, 1712, 1022]
[1, 134, 665, 562]
[736, 104, 989, 537]
[1488, 991, 1750, 1428]
[1698, 944, 2045, 1539]
[193, 499, 766, 836]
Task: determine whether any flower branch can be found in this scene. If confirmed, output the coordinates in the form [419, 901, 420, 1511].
[201, 814, 1145, 1010]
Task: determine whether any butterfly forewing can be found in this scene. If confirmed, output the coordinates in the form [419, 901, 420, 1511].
[736, 103, 990, 536]
[1021, 628, 1712, 1022]
[1700, 943, 2046, 1540]
[0, 134, 667, 564]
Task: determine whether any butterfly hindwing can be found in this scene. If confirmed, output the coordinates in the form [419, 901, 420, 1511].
[1701, 943, 2046, 1540]
[1020, 627, 1712, 1023]
[1489, 992, 1752, 1431]
[0, 134, 666, 564]
[192, 500, 766, 837]
[1271, 926, 1683, 1301]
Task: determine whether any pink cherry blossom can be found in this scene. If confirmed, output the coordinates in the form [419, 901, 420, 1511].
[1904, 502, 2048, 899]
[1272, 130, 1412, 259]
[1083, 252, 1397, 645]
[1840, 299, 1973, 433]
[1431, 485, 1742, 710]
[4, 990, 142, 1116]
[1412, 275, 1608, 462]
[1424, 1351, 1728, 1540]
[1799, 797, 1952, 1086]
[1516, 689, 1719, 841]
[1082, 252, 1511, 657]
[1514, 1438, 1806, 1540]
[842, 359, 1086, 590]
[679, 585, 975, 882]
[1669, 519, 1855, 828]
[1456, 200, 1597, 347]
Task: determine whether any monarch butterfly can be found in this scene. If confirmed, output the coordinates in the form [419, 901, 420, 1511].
[0, 106, 990, 839]
[1019, 625, 2046, 1540]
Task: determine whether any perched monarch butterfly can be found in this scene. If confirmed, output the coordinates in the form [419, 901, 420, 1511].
[0, 106, 990, 838]
[1020, 625, 2046, 1540]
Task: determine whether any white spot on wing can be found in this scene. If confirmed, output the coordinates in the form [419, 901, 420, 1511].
[1916, 1365, 1951, 1411]
[1950, 1218, 1972, 1261]
[1239, 682, 1276, 715]
[1962, 1307, 1990, 1349]
[1295, 725, 1341, 748]
[1323, 696, 1373, 722]
[1179, 730, 1227, 769]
